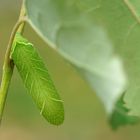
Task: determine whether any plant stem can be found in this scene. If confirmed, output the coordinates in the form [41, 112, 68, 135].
[17, 0, 26, 33]
[0, 64, 14, 123]
[0, 1, 26, 122]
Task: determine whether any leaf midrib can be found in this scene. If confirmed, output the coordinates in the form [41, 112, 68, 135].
[123, 0, 140, 24]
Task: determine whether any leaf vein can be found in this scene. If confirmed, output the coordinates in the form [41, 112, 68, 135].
[123, 0, 140, 24]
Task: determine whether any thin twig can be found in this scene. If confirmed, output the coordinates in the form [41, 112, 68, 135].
[0, 0, 27, 123]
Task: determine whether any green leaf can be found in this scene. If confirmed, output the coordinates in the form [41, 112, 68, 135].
[11, 33, 64, 125]
[109, 94, 139, 129]
[24, 0, 140, 127]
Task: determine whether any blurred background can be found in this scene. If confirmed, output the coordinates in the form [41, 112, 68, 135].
[0, 0, 140, 140]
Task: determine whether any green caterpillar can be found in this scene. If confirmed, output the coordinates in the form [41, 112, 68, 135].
[10, 33, 64, 125]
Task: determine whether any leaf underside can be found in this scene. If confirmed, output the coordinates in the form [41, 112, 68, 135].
[24, 0, 140, 128]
